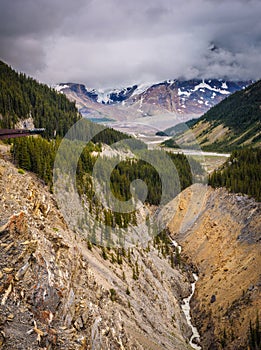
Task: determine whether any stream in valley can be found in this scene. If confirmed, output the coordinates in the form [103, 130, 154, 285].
[172, 240, 201, 350]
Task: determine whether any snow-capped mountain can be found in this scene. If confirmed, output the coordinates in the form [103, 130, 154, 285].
[55, 83, 144, 105]
[56, 79, 250, 114]
[126, 79, 251, 115]
[54, 79, 252, 132]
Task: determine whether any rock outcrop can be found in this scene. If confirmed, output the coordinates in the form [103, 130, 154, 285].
[0, 155, 193, 350]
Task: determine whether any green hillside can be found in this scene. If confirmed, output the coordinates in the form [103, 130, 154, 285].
[0, 60, 80, 137]
[163, 80, 261, 152]
[208, 148, 261, 201]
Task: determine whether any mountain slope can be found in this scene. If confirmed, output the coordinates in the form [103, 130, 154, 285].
[128, 79, 250, 116]
[0, 60, 80, 137]
[163, 80, 261, 151]
[0, 150, 194, 350]
[166, 184, 261, 350]
[209, 148, 261, 201]
[56, 80, 251, 127]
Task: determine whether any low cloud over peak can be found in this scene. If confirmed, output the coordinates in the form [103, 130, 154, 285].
[0, 0, 260, 88]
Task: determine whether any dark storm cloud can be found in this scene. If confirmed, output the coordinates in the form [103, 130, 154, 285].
[0, 0, 260, 87]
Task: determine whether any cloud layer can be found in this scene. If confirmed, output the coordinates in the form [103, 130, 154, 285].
[0, 0, 260, 87]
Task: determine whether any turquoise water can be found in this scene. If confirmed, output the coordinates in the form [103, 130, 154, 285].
[85, 117, 115, 123]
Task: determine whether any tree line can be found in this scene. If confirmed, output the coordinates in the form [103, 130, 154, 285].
[208, 148, 261, 201]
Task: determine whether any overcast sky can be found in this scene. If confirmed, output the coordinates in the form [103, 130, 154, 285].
[0, 0, 260, 88]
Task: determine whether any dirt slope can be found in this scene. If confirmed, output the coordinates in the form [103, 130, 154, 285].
[167, 184, 261, 349]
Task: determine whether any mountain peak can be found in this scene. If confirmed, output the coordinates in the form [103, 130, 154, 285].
[56, 79, 251, 112]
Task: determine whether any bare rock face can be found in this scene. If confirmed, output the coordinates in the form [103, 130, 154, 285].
[167, 184, 261, 350]
[15, 117, 35, 130]
[0, 157, 192, 350]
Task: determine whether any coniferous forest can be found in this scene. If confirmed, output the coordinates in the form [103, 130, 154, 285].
[208, 148, 261, 201]
[0, 60, 80, 137]
[11, 135, 202, 215]
[11, 133, 204, 231]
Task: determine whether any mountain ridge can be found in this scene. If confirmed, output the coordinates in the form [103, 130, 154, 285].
[163, 79, 261, 151]
[55, 79, 252, 129]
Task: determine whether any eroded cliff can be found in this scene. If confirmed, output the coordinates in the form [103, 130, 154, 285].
[167, 184, 261, 349]
[0, 154, 194, 350]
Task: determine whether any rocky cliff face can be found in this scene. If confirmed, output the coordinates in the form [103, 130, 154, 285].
[1, 146, 259, 350]
[0, 153, 194, 350]
[167, 184, 261, 350]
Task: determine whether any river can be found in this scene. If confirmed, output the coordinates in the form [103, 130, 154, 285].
[172, 240, 201, 350]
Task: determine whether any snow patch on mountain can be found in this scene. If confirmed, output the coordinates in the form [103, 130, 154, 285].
[55, 84, 69, 92]
[131, 82, 155, 96]
[96, 88, 112, 103]
[178, 88, 191, 97]
[192, 80, 230, 95]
